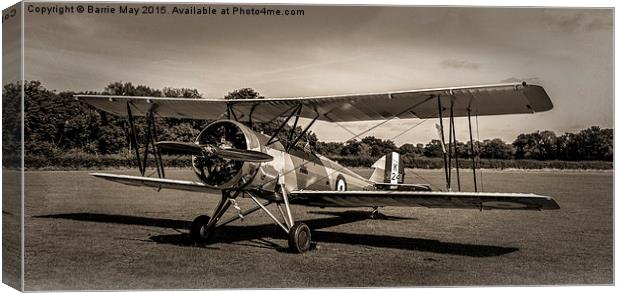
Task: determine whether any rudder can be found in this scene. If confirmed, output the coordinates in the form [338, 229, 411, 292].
[369, 152, 405, 184]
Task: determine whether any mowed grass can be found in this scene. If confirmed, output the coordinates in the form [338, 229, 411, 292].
[22, 168, 612, 290]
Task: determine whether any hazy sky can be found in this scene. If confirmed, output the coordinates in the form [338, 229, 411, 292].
[23, 4, 613, 145]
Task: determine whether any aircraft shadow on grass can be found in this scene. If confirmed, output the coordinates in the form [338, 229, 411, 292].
[35, 211, 518, 257]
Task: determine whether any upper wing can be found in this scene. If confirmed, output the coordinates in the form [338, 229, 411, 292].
[90, 173, 218, 193]
[289, 190, 560, 210]
[75, 82, 552, 122]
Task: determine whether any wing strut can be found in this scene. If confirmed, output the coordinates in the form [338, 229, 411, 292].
[449, 98, 461, 191]
[126, 102, 144, 176]
[437, 96, 450, 190]
[467, 108, 478, 192]
[266, 103, 301, 146]
[147, 111, 165, 178]
[286, 113, 319, 152]
[125, 102, 165, 178]
[264, 103, 320, 152]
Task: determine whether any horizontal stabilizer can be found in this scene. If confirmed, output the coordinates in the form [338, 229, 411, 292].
[90, 173, 218, 193]
[290, 190, 560, 210]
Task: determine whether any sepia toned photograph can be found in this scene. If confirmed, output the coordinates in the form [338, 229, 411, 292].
[2, 1, 614, 291]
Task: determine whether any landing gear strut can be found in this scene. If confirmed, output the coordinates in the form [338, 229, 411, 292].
[247, 183, 312, 253]
[190, 191, 233, 244]
[190, 185, 311, 253]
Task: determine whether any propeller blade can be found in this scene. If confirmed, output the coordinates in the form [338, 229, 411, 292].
[216, 148, 274, 162]
[155, 141, 203, 155]
[156, 141, 273, 162]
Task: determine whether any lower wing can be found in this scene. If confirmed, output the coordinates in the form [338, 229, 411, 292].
[289, 190, 559, 210]
[90, 173, 218, 193]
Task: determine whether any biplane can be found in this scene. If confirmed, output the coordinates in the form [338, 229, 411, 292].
[75, 82, 559, 253]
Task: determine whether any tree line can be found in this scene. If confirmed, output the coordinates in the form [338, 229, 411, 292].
[2, 81, 612, 169]
[318, 126, 612, 163]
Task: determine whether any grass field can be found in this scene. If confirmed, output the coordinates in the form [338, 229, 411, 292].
[21, 168, 613, 289]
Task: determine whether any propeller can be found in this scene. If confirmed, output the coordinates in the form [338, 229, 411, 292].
[155, 141, 273, 162]
[155, 141, 203, 155]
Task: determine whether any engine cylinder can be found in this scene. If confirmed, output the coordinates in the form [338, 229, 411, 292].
[192, 120, 261, 189]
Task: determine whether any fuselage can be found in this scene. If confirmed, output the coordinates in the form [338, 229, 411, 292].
[191, 119, 374, 195]
[257, 133, 374, 193]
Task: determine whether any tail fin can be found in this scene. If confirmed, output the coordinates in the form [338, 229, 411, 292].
[369, 152, 405, 184]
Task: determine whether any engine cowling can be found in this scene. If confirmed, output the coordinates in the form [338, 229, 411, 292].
[192, 120, 263, 189]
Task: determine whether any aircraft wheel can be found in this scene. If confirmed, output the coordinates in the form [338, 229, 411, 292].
[288, 222, 311, 253]
[190, 215, 214, 243]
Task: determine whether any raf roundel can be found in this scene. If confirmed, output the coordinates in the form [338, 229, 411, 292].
[336, 175, 347, 191]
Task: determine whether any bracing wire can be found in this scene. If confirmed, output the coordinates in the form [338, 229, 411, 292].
[331, 117, 441, 191]
[255, 98, 436, 191]
[331, 120, 358, 137]
[390, 119, 443, 191]
[389, 119, 428, 141]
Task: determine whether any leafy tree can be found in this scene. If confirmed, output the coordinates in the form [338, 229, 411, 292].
[104, 81, 162, 97]
[340, 139, 371, 157]
[224, 88, 263, 100]
[579, 126, 613, 161]
[24, 81, 67, 155]
[162, 87, 202, 99]
[556, 126, 612, 161]
[399, 143, 424, 157]
[361, 136, 397, 157]
[423, 139, 445, 158]
[315, 142, 344, 156]
[2, 82, 22, 167]
[513, 131, 557, 160]
[161, 122, 201, 142]
[479, 138, 513, 159]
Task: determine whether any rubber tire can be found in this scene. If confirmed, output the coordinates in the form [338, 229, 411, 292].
[288, 222, 311, 253]
[190, 215, 213, 243]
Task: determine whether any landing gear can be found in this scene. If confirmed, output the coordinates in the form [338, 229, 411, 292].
[190, 215, 213, 243]
[246, 183, 312, 253]
[190, 191, 233, 244]
[191, 184, 311, 253]
[288, 222, 311, 253]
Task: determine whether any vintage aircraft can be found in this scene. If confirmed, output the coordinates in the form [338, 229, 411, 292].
[75, 82, 560, 253]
